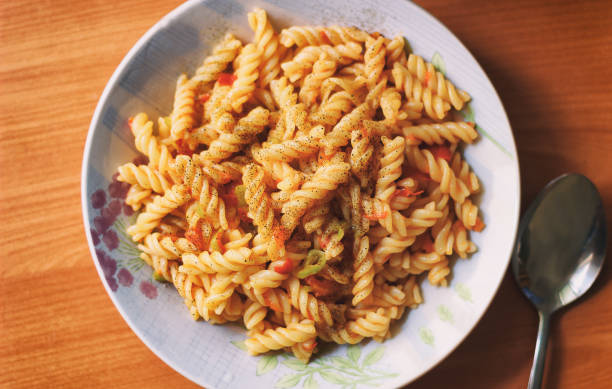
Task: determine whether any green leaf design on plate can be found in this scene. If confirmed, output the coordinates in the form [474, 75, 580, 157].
[460, 104, 475, 123]
[419, 327, 435, 346]
[431, 52, 446, 75]
[302, 374, 319, 389]
[257, 355, 278, 376]
[275, 373, 302, 388]
[347, 344, 361, 363]
[455, 282, 473, 302]
[331, 356, 356, 370]
[437, 305, 454, 324]
[362, 347, 385, 367]
[282, 358, 308, 371]
[320, 370, 351, 385]
[460, 103, 514, 158]
[230, 340, 247, 351]
[264, 344, 398, 388]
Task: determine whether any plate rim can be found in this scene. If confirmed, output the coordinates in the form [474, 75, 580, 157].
[80, 0, 521, 387]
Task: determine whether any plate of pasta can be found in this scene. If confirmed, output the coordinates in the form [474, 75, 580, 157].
[81, 0, 520, 387]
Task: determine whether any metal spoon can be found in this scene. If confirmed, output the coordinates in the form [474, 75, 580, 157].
[511, 173, 606, 389]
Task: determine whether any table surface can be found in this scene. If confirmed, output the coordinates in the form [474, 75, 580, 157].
[2, 0, 611, 387]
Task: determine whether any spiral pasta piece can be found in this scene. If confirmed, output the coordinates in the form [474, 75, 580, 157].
[130, 113, 173, 176]
[405, 145, 470, 203]
[387, 202, 443, 238]
[454, 198, 479, 229]
[352, 236, 375, 306]
[245, 320, 316, 355]
[174, 155, 228, 229]
[302, 203, 329, 234]
[127, 184, 190, 241]
[407, 54, 470, 110]
[452, 220, 477, 258]
[226, 43, 262, 112]
[311, 91, 355, 126]
[403, 121, 478, 145]
[346, 308, 391, 338]
[242, 163, 276, 239]
[248, 8, 283, 87]
[181, 247, 256, 274]
[139, 232, 197, 260]
[350, 128, 373, 186]
[125, 184, 152, 211]
[391, 61, 449, 120]
[117, 162, 171, 194]
[385, 35, 406, 66]
[371, 233, 415, 265]
[280, 25, 367, 47]
[299, 55, 337, 105]
[450, 152, 480, 193]
[243, 299, 268, 332]
[199, 107, 269, 162]
[256, 125, 323, 163]
[170, 75, 198, 141]
[321, 103, 373, 151]
[281, 43, 362, 82]
[193, 33, 242, 84]
[380, 88, 402, 123]
[375, 136, 405, 201]
[286, 277, 334, 327]
[364, 36, 386, 88]
[281, 162, 351, 232]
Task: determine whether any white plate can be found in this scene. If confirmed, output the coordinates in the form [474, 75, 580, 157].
[81, 0, 520, 387]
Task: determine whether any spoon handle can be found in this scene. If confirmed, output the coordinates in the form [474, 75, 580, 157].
[528, 311, 551, 389]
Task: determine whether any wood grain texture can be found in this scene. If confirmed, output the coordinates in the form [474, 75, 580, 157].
[1, 0, 611, 388]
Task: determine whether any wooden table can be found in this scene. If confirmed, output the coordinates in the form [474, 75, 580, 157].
[1, 0, 611, 387]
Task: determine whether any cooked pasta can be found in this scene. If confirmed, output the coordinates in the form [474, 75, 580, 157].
[117, 8, 484, 363]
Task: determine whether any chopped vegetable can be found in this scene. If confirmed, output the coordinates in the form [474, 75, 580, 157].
[391, 188, 424, 199]
[237, 207, 252, 223]
[218, 72, 237, 86]
[318, 235, 331, 250]
[273, 258, 294, 274]
[319, 30, 332, 45]
[318, 149, 336, 163]
[234, 184, 247, 208]
[209, 229, 224, 252]
[164, 234, 179, 242]
[198, 93, 211, 104]
[405, 134, 418, 143]
[302, 339, 317, 352]
[304, 275, 336, 297]
[195, 203, 206, 218]
[185, 220, 207, 251]
[273, 226, 289, 247]
[175, 139, 193, 156]
[472, 217, 485, 232]
[424, 70, 432, 85]
[328, 219, 347, 241]
[430, 145, 451, 162]
[364, 211, 388, 221]
[128, 117, 134, 129]
[152, 271, 167, 282]
[263, 291, 282, 312]
[409, 170, 431, 182]
[297, 250, 326, 279]
[360, 125, 369, 138]
[421, 236, 435, 253]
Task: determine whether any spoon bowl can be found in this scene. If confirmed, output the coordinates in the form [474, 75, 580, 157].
[511, 173, 606, 389]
